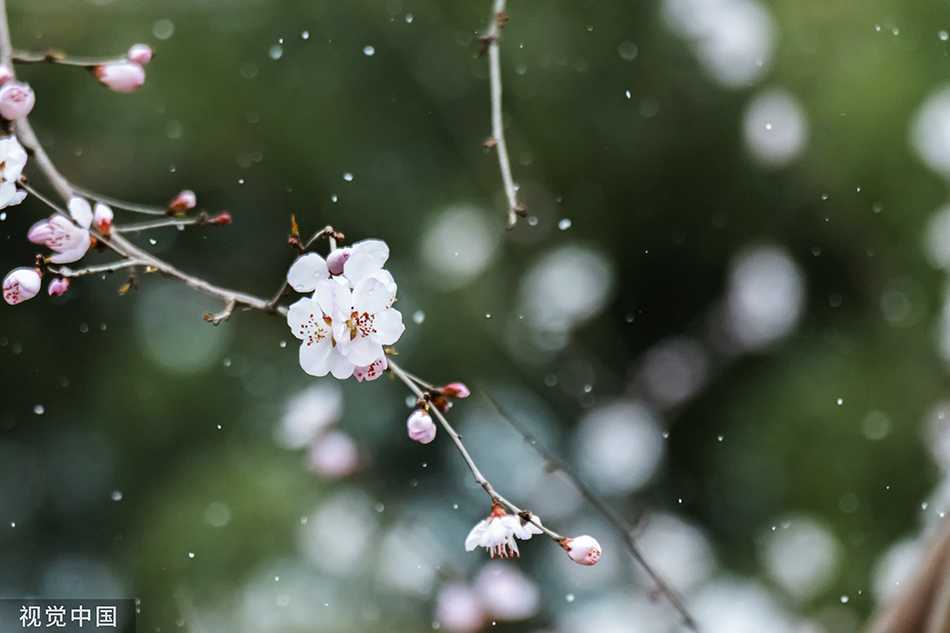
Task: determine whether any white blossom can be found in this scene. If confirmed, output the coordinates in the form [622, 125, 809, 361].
[465, 506, 543, 559]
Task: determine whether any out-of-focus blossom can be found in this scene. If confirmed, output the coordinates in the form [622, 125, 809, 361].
[434, 583, 486, 633]
[465, 505, 543, 559]
[0, 65, 13, 86]
[168, 189, 196, 213]
[0, 135, 27, 208]
[562, 535, 602, 566]
[306, 430, 361, 478]
[95, 62, 145, 93]
[48, 277, 69, 297]
[473, 561, 540, 620]
[0, 81, 34, 120]
[407, 409, 436, 444]
[3, 267, 41, 305]
[277, 383, 342, 449]
[127, 44, 153, 65]
[93, 203, 114, 236]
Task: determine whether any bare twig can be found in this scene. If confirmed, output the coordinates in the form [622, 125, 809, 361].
[12, 49, 125, 67]
[204, 299, 236, 326]
[114, 217, 200, 233]
[72, 185, 169, 215]
[481, 0, 524, 229]
[52, 260, 139, 278]
[482, 389, 700, 631]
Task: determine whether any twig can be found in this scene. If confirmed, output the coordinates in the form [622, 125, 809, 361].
[204, 299, 236, 325]
[482, 389, 700, 631]
[72, 185, 168, 215]
[52, 260, 138, 278]
[12, 49, 125, 67]
[115, 217, 200, 233]
[481, 0, 524, 229]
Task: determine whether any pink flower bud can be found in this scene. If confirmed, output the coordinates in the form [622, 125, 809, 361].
[433, 395, 452, 414]
[3, 267, 41, 305]
[127, 44, 153, 65]
[48, 277, 69, 297]
[210, 211, 232, 226]
[0, 65, 14, 86]
[94, 202, 113, 235]
[407, 409, 436, 444]
[95, 62, 145, 93]
[562, 535, 602, 566]
[442, 382, 471, 399]
[326, 248, 351, 275]
[0, 82, 35, 120]
[168, 189, 197, 213]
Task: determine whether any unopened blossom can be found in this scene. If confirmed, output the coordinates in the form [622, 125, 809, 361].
[442, 382, 471, 399]
[434, 584, 486, 633]
[47, 277, 69, 297]
[94, 202, 114, 235]
[326, 248, 350, 276]
[465, 505, 543, 559]
[561, 534, 602, 566]
[0, 65, 13, 86]
[168, 189, 196, 213]
[210, 211, 231, 226]
[0, 81, 33, 120]
[353, 354, 387, 382]
[474, 561, 540, 621]
[0, 135, 27, 209]
[127, 44, 153, 65]
[3, 267, 40, 305]
[407, 409, 436, 444]
[95, 61, 145, 93]
[307, 430, 362, 478]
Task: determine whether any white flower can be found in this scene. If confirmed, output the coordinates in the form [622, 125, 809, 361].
[464, 506, 543, 559]
[330, 276, 405, 366]
[0, 136, 27, 209]
[287, 253, 330, 293]
[3, 267, 40, 305]
[287, 281, 356, 379]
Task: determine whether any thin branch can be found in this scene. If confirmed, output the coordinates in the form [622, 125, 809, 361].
[388, 358, 559, 541]
[12, 49, 124, 67]
[482, 0, 524, 229]
[204, 299, 236, 326]
[52, 260, 138, 278]
[482, 389, 700, 631]
[115, 217, 200, 233]
[72, 185, 169, 215]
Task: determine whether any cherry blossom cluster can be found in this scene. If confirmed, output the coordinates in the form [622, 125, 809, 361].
[95, 44, 152, 93]
[286, 239, 405, 380]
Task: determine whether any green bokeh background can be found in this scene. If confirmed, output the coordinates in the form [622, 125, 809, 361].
[1, 0, 948, 631]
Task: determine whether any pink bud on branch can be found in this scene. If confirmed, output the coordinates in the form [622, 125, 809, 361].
[48, 277, 69, 297]
[560, 535, 602, 566]
[127, 44, 153, 65]
[3, 268, 41, 305]
[407, 409, 437, 444]
[442, 382, 471, 399]
[0, 81, 34, 120]
[168, 189, 197, 214]
[95, 62, 145, 93]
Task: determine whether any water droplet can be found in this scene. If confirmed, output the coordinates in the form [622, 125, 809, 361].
[840, 595, 849, 603]
[582, 384, 593, 393]
[269, 44, 283, 60]
[363, 46, 375, 56]
[152, 18, 175, 40]
[0, 212, 6, 221]
[558, 218, 572, 230]
[223, 358, 231, 367]
[527, 215, 539, 226]
[33, 405, 44, 415]
[452, 504, 459, 509]
[238, 179, 244, 185]
[302, 31, 310, 40]
[413, 310, 425, 324]
[892, 27, 899, 35]
[821, 193, 829, 200]
[10, 522, 14, 527]
[421, 462, 428, 468]
[331, 194, 338, 202]
[875, 24, 881, 31]
[188, 552, 195, 558]
[837, 398, 843, 405]
[279, 341, 287, 348]
[216, 425, 221, 429]
[149, 239, 157, 245]
[275, 576, 279, 581]
[485, 313, 491, 318]
[765, 123, 772, 130]
[111, 490, 123, 501]
[343, 173, 353, 182]
[79, 323, 89, 333]
[717, 435, 724, 441]
[923, 501, 930, 510]
[375, 503, 385, 513]
[941, 30, 949, 41]
[566, 594, 575, 602]
[625, 90, 631, 99]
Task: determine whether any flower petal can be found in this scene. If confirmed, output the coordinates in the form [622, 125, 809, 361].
[343, 239, 389, 285]
[68, 197, 93, 230]
[465, 520, 489, 551]
[298, 337, 334, 377]
[49, 231, 91, 263]
[372, 308, 405, 346]
[340, 334, 383, 367]
[287, 253, 329, 293]
[352, 277, 392, 316]
[327, 349, 356, 380]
